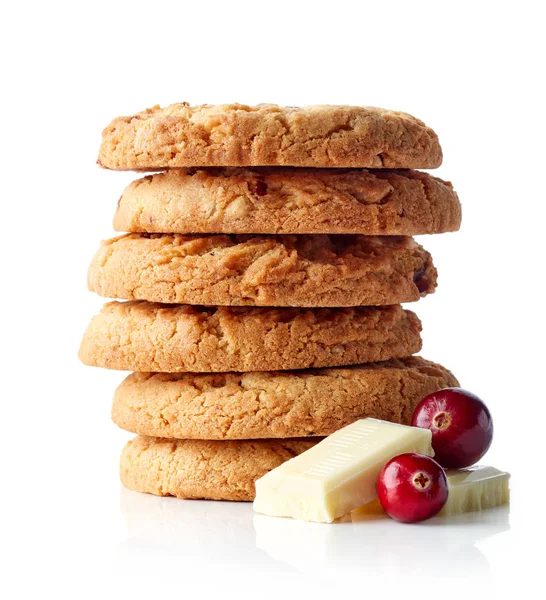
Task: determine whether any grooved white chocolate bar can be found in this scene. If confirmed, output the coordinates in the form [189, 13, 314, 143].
[439, 466, 510, 516]
[253, 418, 433, 523]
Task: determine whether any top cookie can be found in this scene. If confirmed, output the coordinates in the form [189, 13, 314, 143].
[97, 103, 442, 170]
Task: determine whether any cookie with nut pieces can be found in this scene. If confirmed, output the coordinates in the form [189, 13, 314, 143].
[98, 103, 442, 170]
[88, 233, 437, 307]
[120, 436, 318, 501]
[79, 302, 422, 372]
[112, 357, 458, 440]
[114, 168, 461, 235]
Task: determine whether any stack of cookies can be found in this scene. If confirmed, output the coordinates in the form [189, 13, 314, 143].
[80, 103, 461, 502]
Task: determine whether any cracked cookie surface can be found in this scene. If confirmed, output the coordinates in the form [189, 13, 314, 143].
[79, 302, 422, 372]
[113, 357, 458, 440]
[120, 436, 318, 501]
[114, 168, 461, 235]
[98, 103, 442, 170]
[87, 234, 437, 306]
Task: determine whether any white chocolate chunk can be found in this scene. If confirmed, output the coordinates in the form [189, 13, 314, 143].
[253, 418, 433, 523]
[439, 466, 510, 516]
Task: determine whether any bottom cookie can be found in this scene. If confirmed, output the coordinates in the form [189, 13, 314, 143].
[120, 436, 318, 501]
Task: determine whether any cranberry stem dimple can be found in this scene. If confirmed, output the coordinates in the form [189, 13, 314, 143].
[413, 472, 431, 490]
[433, 411, 451, 430]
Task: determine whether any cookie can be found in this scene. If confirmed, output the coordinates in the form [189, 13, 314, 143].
[114, 168, 461, 235]
[120, 435, 318, 501]
[98, 103, 442, 170]
[112, 357, 458, 440]
[79, 302, 422, 372]
[88, 234, 437, 307]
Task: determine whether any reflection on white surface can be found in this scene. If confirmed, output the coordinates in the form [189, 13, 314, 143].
[255, 506, 510, 576]
[119, 488, 287, 572]
[119, 488, 510, 576]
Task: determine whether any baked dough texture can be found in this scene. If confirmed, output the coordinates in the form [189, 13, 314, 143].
[87, 234, 437, 307]
[98, 103, 442, 170]
[114, 168, 461, 235]
[79, 302, 422, 372]
[112, 357, 458, 440]
[120, 435, 317, 501]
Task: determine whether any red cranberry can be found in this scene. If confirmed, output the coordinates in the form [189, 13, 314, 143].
[413, 266, 429, 294]
[376, 453, 448, 523]
[411, 388, 493, 469]
[255, 179, 268, 196]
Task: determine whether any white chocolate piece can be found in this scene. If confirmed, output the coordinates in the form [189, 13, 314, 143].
[253, 418, 433, 523]
[439, 466, 510, 516]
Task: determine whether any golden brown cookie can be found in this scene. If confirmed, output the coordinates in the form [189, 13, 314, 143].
[120, 436, 318, 501]
[87, 234, 437, 307]
[112, 357, 458, 440]
[79, 302, 422, 372]
[98, 103, 442, 170]
[114, 168, 461, 235]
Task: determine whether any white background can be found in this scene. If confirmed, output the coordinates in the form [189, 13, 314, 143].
[2, 1, 545, 597]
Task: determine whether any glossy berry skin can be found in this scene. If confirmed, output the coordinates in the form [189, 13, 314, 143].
[377, 453, 448, 523]
[411, 388, 493, 469]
